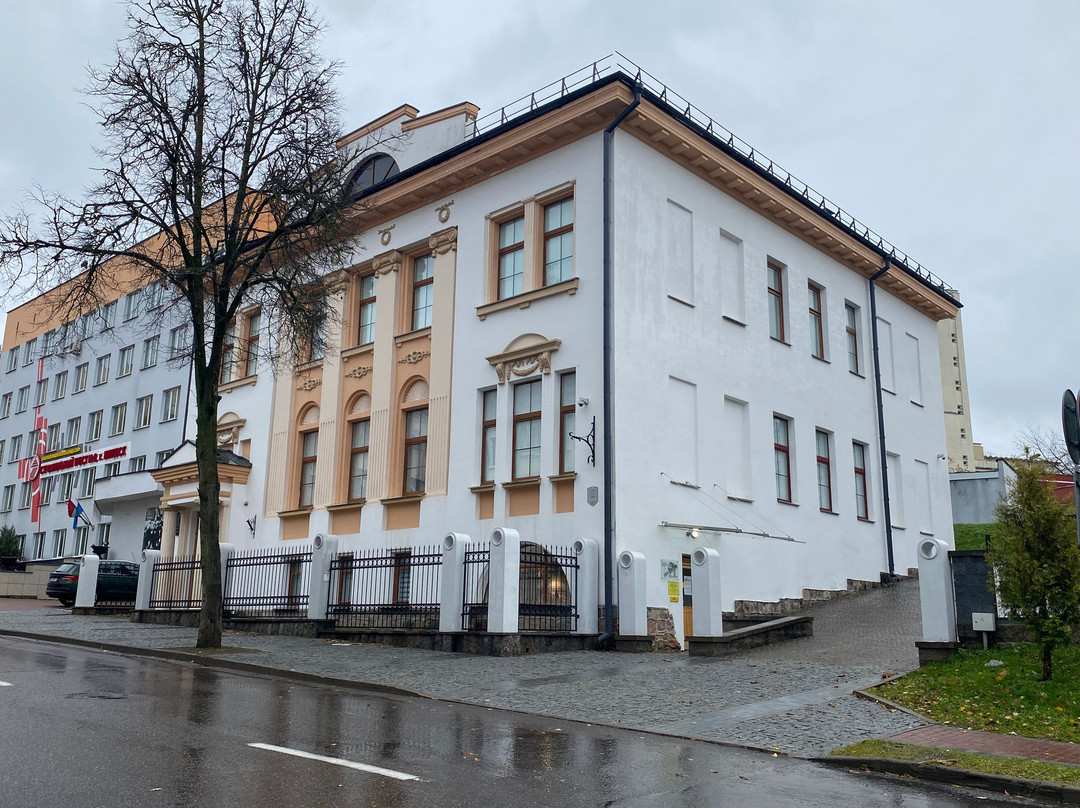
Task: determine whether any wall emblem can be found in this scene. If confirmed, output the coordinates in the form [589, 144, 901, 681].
[436, 200, 454, 223]
[378, 224, 395, 246]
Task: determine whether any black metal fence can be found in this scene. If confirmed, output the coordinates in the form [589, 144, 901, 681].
[224, 545, 313, 616]
[148, 555, 202, 609]
[461, 544, 490, 632]
[328, 545, 442, 629]
[519, 543, 578, 632]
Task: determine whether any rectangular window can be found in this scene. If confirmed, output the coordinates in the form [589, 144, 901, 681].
[768, 261, 786, 342]
[543, 197, 574, 286]
[845, 303, 860, 374]
[16, 386, 29, 413]
[348, 419, 369, 501]
[0, 485, 13, 512]
[244, 308, 261, 377]
[99, 301, 116, 331]
[129, 455, 146, 473]
[299, 430, 318, 507]
[392, 550, 412, 604]
[41, 476, 55, 506]
[853, 441, 869, 520]
[411, 255, 434, 331]
[808, 283, 824, 359]
[32, 532, 45, 559]
[52, 529, 66, 557]
[58, 473, 74, 502]
[52, 371, 68, 400]
[480, 389, 497, 485]
[512, 379, 542, 480]
[41, 330, 55, 357]
[773, 415, 792, 503]
[135, 395, 153, 429]
[9, 435, 22, 462]
[559, 372, 576, 474]
[118, 345, 134, 377]
[110, 403, 127, 436]
[19, 482, 32, 509]
[101, 461, 121, 479]
[23, 338, 36, 365]
[220, 322, 237, 384]
[816, 430, 833, 512]
[66, 417, 81, 448]
[498, 216, 525, 300]
[47, 423, 61, 453]
[141, 337, 159, 369]
[145, 281, 163, 309]
[73, 363, 88, 393]
[0, 393, 10, 418]
[95, 355, 110, 386]
[0, 440, 4, 464]
[168, 325, 187, 359]
[123, 290, 139, 321]
[87, 410, 103, 442]
[35, 379, 47, 407]
[403, 409, 428, 494]
[357, 275, 376, 346]
[161, 387, 181, 422]
[75, 526, 89, 555]
[306, 306, 326, 363]
[6, 350, 17, 372]
[156, 450, 171, 468]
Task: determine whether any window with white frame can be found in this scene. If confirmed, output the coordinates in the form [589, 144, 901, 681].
[79, 467, 95, 498]
[156, 450, 172, 468]
[0, 485, 13, 512]
[95, 355, 110, 386]
[74, 363, 88, 393]
[52, 529, 66, 557]
[58, 472, 74, 502]
[32, 532, 45, 559]
[0, 439, 4, 464]
[16, 387, 29, 413]
[87, 410, 103, 442]
[99, 301, 116, 331]
[66, 417, 81, 448]
[75, 526, 89, 555]
[46, 423, 61, 453]
[23, 339, 36, 366]
[41, 330, 55, 357]
[118, 345, 134, 377]
[19, 481, 32, 509]
[102, 461, 121, 478]
[0, 393, 10, 418]
[6, 350, 17, 372]
[141, 336, 159, 369]
[110, 403, 127, 435]
[135, 395, 153, 429]
[9, 435, 22, 462]
[168, 325, 188, 359]
[35, 379, 47, 407]
[161, 387, 181, 422]
[145, 281, 163, 309]
[512, 380, 542, 480]
[129, 455, 146, 473]
[41, 476, 55, 506]
[52, 371, 68, 400]
[773, 415, 793, 503]
[123, 290, 139, 320]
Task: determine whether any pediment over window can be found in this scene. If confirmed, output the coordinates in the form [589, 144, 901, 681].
[486, 333, 561, 384]
[217, 411, 247, 446]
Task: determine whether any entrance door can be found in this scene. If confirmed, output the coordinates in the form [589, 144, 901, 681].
[682, 554, 693, 638]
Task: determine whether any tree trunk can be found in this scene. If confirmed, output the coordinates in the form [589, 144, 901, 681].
[194, 361, 223, 648]
[1040, 643, 1053, 681]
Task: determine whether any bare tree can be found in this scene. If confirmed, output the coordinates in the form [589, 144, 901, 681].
[1016, 426, 1072, 475]
[0, 0, 361, 647]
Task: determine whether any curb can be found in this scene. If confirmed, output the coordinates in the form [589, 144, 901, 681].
[0, 628, 426, 700]
[818, 755, 1080, 805]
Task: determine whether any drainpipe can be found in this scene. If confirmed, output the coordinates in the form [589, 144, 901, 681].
[868, 262, 895, 576]
[597, 82, 641, 650]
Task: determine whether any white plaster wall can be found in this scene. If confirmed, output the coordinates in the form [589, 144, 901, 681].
[611, 132, 952, 645]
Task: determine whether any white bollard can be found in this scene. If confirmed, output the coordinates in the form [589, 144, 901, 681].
[439, 532, 471, 633]
[690, 547, 724, 637]
[307, 534, 339, 621]
[75, 554, 100, 608]
[917, 537, 957, 643]
[617, 550, 648, 636]
[136, 549, 161, 611]
[488, 527, 520, 634]
[572, 538, 600, 634]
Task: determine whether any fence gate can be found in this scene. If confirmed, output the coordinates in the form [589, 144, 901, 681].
[461, 544, 491, 632]
[328, 545, 442, 630]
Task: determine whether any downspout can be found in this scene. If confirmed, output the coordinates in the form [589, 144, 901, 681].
[597, 83, 641, 649]
[868, 262, 895, 576]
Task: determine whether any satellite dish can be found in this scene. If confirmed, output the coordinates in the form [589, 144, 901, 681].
[1063, 389, 1080, 466]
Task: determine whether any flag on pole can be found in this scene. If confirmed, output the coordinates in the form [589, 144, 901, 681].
[67, 499, 92, 530]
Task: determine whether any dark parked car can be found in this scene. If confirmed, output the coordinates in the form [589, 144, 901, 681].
[46, 560, 139, 606]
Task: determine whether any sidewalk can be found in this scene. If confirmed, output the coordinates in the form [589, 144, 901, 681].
[889, 726, 1080, 767]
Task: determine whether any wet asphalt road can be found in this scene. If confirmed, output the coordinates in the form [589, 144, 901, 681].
[0, 636, 1040, 808]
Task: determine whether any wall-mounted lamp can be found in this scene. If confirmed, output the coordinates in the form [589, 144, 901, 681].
[686, 528, 700, 539]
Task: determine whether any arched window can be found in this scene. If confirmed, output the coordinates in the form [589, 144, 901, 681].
[347, 154, 399, 196]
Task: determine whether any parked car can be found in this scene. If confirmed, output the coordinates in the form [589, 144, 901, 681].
[46, 560, 139, 606]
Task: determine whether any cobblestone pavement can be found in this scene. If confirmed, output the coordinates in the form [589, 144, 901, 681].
[0, 580, 930, 758]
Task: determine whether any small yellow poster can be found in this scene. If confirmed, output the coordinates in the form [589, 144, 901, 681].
[668, 581, 680, 602]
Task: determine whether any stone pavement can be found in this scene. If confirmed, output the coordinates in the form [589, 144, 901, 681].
[0, 581, 932, 758]
[890, 726, 1080, 767]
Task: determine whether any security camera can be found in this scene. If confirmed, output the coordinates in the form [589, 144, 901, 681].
[577, 397, 589, 407]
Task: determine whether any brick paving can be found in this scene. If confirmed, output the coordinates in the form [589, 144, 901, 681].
[890, 726, 1080, 766]
[0, 580, 936, 757]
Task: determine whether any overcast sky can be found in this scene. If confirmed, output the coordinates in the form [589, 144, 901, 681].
[0, 0, 1076, 457]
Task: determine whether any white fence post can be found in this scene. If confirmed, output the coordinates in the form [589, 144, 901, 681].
[74, 554, 100, 608]
[917, 537, 957, 643]
[307, 534, 338, 621]
[572, 538, 599, 634]
[488, 527, 520, 634]
[136, 549, 161, 611]
[439, 532, 471, 633]
[617, 550, 648, 636]
[690, 547, 723, 637]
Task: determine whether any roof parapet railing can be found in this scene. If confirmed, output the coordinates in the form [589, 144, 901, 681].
[467, 51, 954, 300]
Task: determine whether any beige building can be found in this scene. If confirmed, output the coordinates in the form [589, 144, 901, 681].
[937, 289, 994, 472]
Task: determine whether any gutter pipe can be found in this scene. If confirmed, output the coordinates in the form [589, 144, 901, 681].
[868, 262, 896, 576]
[596, 83, 641, 649]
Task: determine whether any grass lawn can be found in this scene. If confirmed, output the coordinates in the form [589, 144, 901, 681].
[952, 523, 1001, 551]
[831, 740, 1080, 787]
[874, 645, 1080, 743]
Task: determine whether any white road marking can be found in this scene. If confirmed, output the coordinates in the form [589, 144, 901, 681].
[248, 743, 421, 781]
[0, 682, 12, 687]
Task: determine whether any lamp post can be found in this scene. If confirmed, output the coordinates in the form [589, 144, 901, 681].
[1062, 389, 1080, 547]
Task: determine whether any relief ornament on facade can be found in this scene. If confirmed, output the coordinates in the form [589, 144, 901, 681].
[428, 227, 457, 255]
[378, 224, 395, 246]
[297, 378, 322, 391]
[399, 351, 431, 365]
[372, 250, 402, 276]
[435, 200, 454, 223]
[344, 365, 373, 379]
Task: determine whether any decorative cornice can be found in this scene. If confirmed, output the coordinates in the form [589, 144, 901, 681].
[297, 378, 322, 391]
[344, 365, 373, 379]
[372, 249, 402, 276]
[429, 227, 458, 255]
[435, 200, 454, 223]
[399, 351, 430, 365]
[487, 334, 561, 384]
